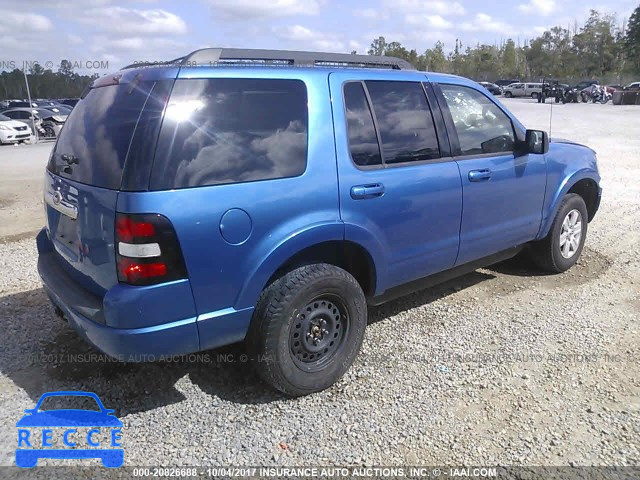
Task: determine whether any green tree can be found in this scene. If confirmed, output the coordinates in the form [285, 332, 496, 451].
[624, 5, 640, 73]
[368, 36, 387, 56]
[424, 41, 448, 72]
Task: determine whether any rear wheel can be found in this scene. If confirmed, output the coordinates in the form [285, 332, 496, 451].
[531, 92, 539, 99]
[529, 194, 588, 273]
[247, 263, 367, 396]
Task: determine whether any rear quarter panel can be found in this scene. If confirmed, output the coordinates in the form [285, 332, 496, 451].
[117, 68, 342, 347]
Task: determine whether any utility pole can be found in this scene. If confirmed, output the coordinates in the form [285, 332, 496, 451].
[23, 69, 38, 143]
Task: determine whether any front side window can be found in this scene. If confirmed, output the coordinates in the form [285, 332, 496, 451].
[365, 81, 440, 164]
[439, 84, 515, 156]
[151, 78, 308, 189]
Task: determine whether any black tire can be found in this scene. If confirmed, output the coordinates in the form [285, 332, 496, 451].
[43, 125, 56, 138]
[504, 91, 513, 98]
[247, 263, 367, 396]
[529, 193, 588, 273]
[532, 92, 539, 99]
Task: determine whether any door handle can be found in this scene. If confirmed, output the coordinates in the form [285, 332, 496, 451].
[350, 183, 385, 199]
[468, 169, 492, 182]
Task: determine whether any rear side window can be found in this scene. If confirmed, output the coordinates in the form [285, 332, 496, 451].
[150, 78, 308, 189]
[343, 82, 382, 167]
[365, 81, 440, 164]
[48, 81, 159, 190]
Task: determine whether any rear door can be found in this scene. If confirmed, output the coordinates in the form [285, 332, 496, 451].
[45, 76, 171, 296]
[329, 73, 462, 292]
[435, 83, 546, 265]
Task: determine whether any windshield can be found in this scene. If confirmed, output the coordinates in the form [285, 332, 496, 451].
[0, 114, 10, 121]
[37, 395, 101, 412]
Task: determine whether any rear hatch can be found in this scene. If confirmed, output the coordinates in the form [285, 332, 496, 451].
[44, 70, 173, 296]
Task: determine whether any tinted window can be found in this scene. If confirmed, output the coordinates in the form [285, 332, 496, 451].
[365, 81, 440, 164]
[5, 111, 23, 119]
[440, 84, 515, 156]
[48, 80, 161, 189]
[151, 78, 308, 189]
[343, 82, 381, 167]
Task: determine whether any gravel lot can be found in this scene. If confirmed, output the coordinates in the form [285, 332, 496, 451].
[0, 98, 638, 468]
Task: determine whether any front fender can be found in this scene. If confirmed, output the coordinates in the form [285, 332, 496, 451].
[537, 168, 600, 240]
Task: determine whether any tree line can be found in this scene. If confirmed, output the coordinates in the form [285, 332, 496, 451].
[365, 7, 640, 84]
[1, 60, 98, 100]
[2, 6, 639, 100]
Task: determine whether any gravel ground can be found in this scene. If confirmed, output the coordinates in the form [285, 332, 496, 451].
[0, 98, 638, 468]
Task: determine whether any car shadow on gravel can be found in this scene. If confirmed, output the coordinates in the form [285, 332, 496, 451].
[368, 270, 495, 324]
[0, 269, 511, 412]
[0, 288, 282, 416]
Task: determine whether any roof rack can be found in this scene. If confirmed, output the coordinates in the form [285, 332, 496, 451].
[122, 48, 415, 71]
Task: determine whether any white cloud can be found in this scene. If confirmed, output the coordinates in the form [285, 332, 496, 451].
[354, 8, 387, 20]
[460, 13, 515, 34]
[78, 7, 187, 36]
[274, 25, 346, 51]
[518, 0, 556, 16]
[405, 14, 452, 29]
[391, 0, 466, 16]
[0, 11, 53, 32]
[207, 0, 321, 19]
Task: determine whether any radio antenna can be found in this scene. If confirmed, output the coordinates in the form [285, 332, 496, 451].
[549, 100, 553, 138]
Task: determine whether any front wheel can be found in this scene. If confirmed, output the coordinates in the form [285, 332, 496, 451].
[247, 263, 367, 396]
[529, 193, 588, 273]
[504, 91, 513, 98]
[43, 124, 56, 138]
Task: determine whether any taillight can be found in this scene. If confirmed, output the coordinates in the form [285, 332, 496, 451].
[115, 213, 187, 286]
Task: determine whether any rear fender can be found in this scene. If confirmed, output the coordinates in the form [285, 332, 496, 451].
[235, 222, 344, 308]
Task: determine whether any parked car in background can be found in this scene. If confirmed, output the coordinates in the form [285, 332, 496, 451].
[37, 48, 602, 396]
[59, 98, 79, 108]
[478, 82, 502, 95]
[573, 80, 598, 91]
[1, 108, 44, 135]
[624, 82, 640, 90]
[503, 82, 543, 99]
[495, 79, 520, 87]
[33, 108, 67, 138]
[0, 113, 32, 144]
[4, 101, 40, 109]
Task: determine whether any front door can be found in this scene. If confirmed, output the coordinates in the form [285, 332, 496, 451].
[329, 73, 463, 293]
[436, 83, 547, 265]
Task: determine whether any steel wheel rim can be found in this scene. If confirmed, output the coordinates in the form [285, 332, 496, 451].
[559, 209, 583, 259]
[290, 294, 349, 372]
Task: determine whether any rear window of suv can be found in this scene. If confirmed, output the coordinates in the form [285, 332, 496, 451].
[150, 78, 308, 190]
[48, 80, 163, 190]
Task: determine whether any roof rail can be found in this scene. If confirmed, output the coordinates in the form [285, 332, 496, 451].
[122, 48, 415, 71]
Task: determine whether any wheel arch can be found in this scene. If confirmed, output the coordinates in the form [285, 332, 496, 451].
[538, 171, 600, 240]
[235, 225, 381, 308]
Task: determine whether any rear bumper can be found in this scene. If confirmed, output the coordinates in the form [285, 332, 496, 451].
[37, 229, 200, 360]
[41, 273, 200, 361]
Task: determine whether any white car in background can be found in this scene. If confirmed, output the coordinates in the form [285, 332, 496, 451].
[0, 113, 32, 145]
[503, 82, 544, 99]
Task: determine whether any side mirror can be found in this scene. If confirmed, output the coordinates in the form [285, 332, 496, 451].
[525, 129, 549, 155]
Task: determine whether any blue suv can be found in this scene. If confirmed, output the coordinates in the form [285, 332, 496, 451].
[37, 48, 601, 396]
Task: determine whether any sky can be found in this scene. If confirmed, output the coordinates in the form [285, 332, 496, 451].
[0, 0, 637, 73]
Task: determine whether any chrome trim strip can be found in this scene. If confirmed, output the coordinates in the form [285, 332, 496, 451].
[45, 190, 78, 220]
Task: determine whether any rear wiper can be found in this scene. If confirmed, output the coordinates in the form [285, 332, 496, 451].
[61, 153, 79, 165]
